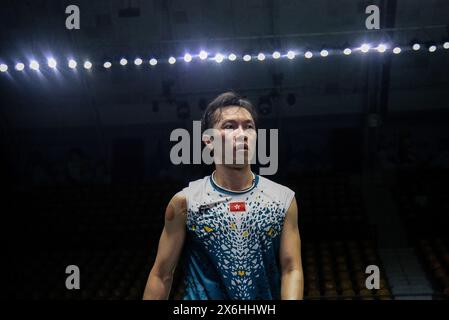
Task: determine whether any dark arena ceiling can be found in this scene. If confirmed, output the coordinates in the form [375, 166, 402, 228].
[0, 0, 448, 128]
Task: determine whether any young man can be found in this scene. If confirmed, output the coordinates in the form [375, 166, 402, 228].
[143, 92, 303, 300]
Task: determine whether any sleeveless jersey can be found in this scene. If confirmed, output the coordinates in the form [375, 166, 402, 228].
[181, 174, 295, 300]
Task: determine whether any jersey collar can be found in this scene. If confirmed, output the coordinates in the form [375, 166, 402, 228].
[209, 171, 259, 195]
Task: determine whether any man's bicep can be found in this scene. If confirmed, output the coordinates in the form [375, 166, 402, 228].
[279, 197, 302, 273]
[164, 193, 187, 233]
[151, 193, 187, 279]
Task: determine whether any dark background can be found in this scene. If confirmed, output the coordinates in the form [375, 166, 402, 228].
[1, 0, 448, 300]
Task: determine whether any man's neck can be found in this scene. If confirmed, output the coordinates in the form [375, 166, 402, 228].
[213, 165, 254, 191]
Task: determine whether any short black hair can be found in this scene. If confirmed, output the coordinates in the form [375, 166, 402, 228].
[201, 92, 258, 131]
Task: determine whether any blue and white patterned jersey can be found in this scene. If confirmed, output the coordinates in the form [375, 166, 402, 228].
[181, 174, 295, 300]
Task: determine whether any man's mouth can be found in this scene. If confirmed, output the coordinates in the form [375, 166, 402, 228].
[235, 144, 248, 150]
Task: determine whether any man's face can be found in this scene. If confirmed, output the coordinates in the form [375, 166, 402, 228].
[209, 106, 257, 167]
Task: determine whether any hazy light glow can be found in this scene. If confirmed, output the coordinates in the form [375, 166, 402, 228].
[199, 51, 208, 60]
[377, 44, 387, 53]
[16, 63, 25, 71]
[8, 41, 444, 76]
[184, 54, 192, 62]
[215, 53, 224, 63]
[84, 61, 92, 69]
[68, 59, 77, 69]
[320, 49, 329, 57]
[30, 60, 40, 70]
[287, 51, 296, 59]
[48, 58, 57, 69]
[393, 47, 401, 54]
[360, 44, 370, 53]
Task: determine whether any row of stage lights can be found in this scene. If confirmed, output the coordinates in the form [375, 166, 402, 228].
[1, 42, 449, 73]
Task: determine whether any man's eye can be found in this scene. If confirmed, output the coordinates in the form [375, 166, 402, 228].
[223, 124, 233, 129]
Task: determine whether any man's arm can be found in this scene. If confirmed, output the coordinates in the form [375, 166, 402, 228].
[279, 196, 304, 300]
[142, 192, 187, 300]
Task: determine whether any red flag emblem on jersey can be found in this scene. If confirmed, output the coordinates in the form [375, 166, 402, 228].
[229, 202, 246, 212]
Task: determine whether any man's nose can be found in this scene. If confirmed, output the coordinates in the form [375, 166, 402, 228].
[235, 126, 248, 141]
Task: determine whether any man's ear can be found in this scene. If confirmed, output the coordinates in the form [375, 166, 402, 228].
[202, 133, 214, 151]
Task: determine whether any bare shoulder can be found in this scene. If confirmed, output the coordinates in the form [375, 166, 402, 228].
[165, 191, 187, 222]
[285, 196, 298, 225]
[287, 196, 298, 212]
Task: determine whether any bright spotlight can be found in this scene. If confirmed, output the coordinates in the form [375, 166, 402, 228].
[286, 51, 296, 59]
[215, 53, 224, 63]
[243, 54, 252, 62]
[84, 61, 92, 69]
[68, 59, 77, 69]
[320, 49, 329, 57]
[412, 43, 420, 51]
[343, 48, 352, 55]
[0, 64, 8, 72]
[377, 44, 387, 53]
[199, 51, 208, 60]
[47, 58, 57, 69]
[428, 45, 437, 53]
[149, 58, 158, 66]
[168, 57, 176, 64]
[30, 60, 40, 71]
[257, 53, 266, 61]
[393, 47, 401, 54]
[103, 62, 112, 69]
[304, 51, 313, 59]
[228, 53, 237, 61]
[16, 63, 25, 71]
[134, 58, 143, 65]
[443, 42, 449, 49]
[120, 58, 128, 66]
[184, 54, 192, 63]
[272, 51, 281, 59]
[360, 44, 370, 53]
